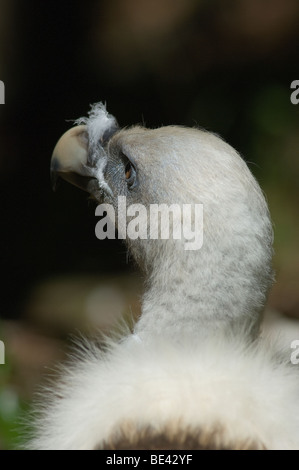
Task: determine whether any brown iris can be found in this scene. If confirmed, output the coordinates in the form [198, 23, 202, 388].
[125, 162, 132, 180]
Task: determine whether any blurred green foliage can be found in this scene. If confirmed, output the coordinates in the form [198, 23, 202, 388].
[0, 338, 30, 450]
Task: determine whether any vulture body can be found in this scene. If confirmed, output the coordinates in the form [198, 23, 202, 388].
[28, 104, 299, 450]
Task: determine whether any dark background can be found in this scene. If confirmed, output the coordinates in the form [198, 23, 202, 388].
[0, 0, 299, 448]
[1, 0, 299, 321]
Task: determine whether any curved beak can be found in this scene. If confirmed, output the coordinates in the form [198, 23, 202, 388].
[51, 125, 98, 193]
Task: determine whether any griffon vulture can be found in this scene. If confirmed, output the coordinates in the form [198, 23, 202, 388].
[28, 103, 299, 450]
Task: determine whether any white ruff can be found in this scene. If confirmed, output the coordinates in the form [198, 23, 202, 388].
[28, 335, 299, 450]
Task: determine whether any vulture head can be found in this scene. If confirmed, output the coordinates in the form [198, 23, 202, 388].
[51, 103, 273, 341]
[28, 103, 299, 451]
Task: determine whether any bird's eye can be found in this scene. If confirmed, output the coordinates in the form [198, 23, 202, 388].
[124, 160, 137, 188]
[121, 151, 137, 189]
[125, 162, 132, 180]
